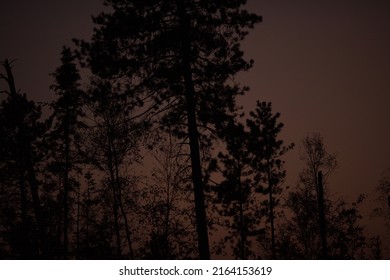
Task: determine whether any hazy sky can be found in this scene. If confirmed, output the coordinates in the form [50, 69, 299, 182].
[1, 0, 390, 249]
[242, 1, 390, 202]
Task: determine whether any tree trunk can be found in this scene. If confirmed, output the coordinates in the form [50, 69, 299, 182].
[317, 171, 327, 259]
[239, 186, 245, 259]
[63, 110, 70, 259]
[3, 59, 47, 257]
[4, 59, 17, 97]
[176, 0, 210, 259]
[237, 165, 246, 260]
[106, 125, 122, 258]
[267, 160, 276, 259]
[26, 156, 47, 258]
[112, 147, 134, 259]
[76, 182, 80, 259]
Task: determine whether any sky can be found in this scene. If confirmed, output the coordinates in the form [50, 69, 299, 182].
[1, 0, 390, 252]
[242, 1, 390, 199]
[241, 1, 390, 232]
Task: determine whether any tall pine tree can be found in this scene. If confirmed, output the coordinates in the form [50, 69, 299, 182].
[74, 0, 261, 259]
[49, 47, 85, 259]
[246, 101, 293, 258]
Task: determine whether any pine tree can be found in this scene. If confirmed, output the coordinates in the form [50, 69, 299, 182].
[49, 46, 85, 259]
[215, 119, 258, 259]
[74, 0, 261, 259]
[246, 101, 293, 258]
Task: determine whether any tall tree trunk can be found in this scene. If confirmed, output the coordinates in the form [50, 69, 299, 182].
[76, 182, 80, 259]
[112, 145, 134, 259]
[106, 134, 122, 258]
[4, 59, 17, 97]
[26, 155, 47, 258]
[63, 111, 70, 259]
[56, 181, 63, 258]
[176, 0, 210, 259]
[110, 170, 122, 258]
[17, 166, 34, 257]
[3, 59, 47, 257]
[237, 165, 246, 259]
[84, 181, 91, 257]
[164, 178, 171, 257]
[267, 160, 276, 259]
[239, 186, 245, 259]
[317, 171, 327, 259]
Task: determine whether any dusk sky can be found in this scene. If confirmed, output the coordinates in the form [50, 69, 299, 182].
[1, 0, 390, 254]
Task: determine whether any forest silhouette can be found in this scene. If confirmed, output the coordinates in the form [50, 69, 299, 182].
[0, 0, 389, 260]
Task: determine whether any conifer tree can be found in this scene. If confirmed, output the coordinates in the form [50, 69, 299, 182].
[215, 119, 258, 259]
[246, 101, 293, 258]
[74, 0, 261, 259]
[49, 46, 84, 259]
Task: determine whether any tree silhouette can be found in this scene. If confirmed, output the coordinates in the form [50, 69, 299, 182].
[299, 133, 337, 258]
[139, 131, 197, 259]
[0, 60, 48, 258]
[79, 77, 146, 259]
[74, 0, 261, 259]
[211, 102, 292, 259]
[3, 1, 382, 261]
[49, 46, 85, 259]
[280, 134, 366, 259]
[246, 101, 293, 259]
[282, 184, 367, 259]
[373, 168, 390, 239]
[214, 119, 258, 259]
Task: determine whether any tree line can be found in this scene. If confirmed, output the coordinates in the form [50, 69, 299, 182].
[1, 0, 388, 259]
